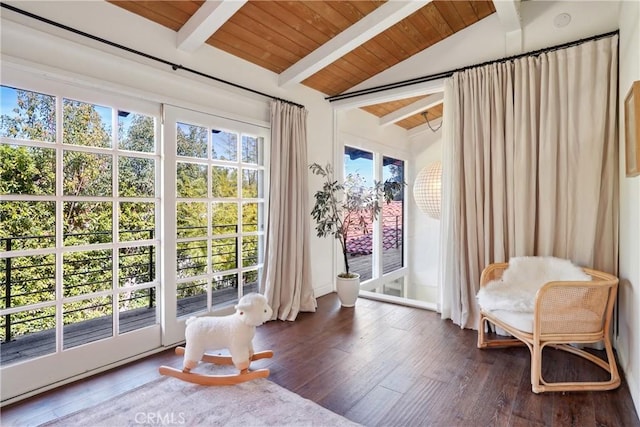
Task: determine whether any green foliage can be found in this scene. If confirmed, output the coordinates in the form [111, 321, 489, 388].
[63, 99, 111, 147]
[309, 163, 404, 276]
[119, 114, 154, 152]
[177, 123, 207, 158]
[177, 163, 208, 198]
[0, 201, 55, 248]
[0, 145, 55, 195]
[119, 157, 155, 197]
[212, 166, 238, 197]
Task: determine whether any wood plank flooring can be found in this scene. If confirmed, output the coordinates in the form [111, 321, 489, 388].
[2, 293, 639, 426]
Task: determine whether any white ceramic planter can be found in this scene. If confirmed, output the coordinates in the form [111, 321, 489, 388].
[336, 274, 360, 307]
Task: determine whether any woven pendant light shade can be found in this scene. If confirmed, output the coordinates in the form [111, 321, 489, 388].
[413, 161, 442, 219]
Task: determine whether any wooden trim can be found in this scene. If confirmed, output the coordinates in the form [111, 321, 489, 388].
[625, 80, 640, 177]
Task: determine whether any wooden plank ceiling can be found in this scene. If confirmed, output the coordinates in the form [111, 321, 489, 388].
[108, 0, 496, 130]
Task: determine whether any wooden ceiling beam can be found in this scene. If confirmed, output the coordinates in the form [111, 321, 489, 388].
[492, 0, 522, 54]
[177, 0, 247, 52]
[278, 0, 431, 87]
[379, 92, 444, 127]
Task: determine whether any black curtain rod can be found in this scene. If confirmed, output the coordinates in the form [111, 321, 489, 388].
[327, 29, 619, 102]
[1, 2, 305, 109]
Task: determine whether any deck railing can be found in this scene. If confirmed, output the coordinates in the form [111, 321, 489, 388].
[1, 225, 257, 342]
[346, 214, 403, 255]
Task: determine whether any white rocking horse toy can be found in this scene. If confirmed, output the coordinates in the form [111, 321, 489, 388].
[159, 293, 274, 386]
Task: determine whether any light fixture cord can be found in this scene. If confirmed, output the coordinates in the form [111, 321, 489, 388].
[421, 112, 442, 133]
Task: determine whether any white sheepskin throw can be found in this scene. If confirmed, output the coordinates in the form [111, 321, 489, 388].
[476, 256, 591, 312]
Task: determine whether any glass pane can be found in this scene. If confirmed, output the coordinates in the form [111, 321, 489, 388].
[63, 202, 112, 245]
[242, 169, 260, 198]
[1, 306, 56, 365]
[211, 202, 238, 235]
[177, 280, 207, 317]
[1, 254, 55, 309]
[176, 162, 207, 198]
[119, 245, 155, 287]
[211, 129, 237, 161]
[119, 156, 155, 197]
[63, 296, 113, 349]
[177, 241, 208, 279]
[242, 236, 259, 268]
[242, 202, 260, 232]
[211, 238, 236, 272]
[118, 111, 154, 153]
[0, 145, 55, 195]
[119, 287, 156, 333]
[0, 201, 55, 250]
[63, 249, 113, 297]
[383, 156, 405, 275]
[212, 273, 238, 309]
[63, 150, 113, 196]
[63, 99, 112, 148]
[176, 202, 207, 238]
[241, 135, 260, 164]
[242, 269, 260, 296]
[344, 146, 374, 281]
[177, 122, 207, 158]
[370, 277, 406, 298]
[0, 86, 56, 142]
[119, 202, 155, 242]
[211, 166, 237, 198]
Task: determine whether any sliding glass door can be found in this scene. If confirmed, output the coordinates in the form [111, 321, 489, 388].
[343, 146, 407, 294]
[382, 156, 405, 276]
[162, 106, 269, 345]
[1, 78, 163, 400]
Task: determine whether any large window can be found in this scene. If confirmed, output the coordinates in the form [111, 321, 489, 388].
[0, 85, 160, 365]
[168, 108, 266, 318]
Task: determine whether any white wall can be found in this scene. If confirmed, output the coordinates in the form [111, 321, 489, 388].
[408, 130, 443, 304]
[617, 0, 640, 415]
[0, 1, 336, 298]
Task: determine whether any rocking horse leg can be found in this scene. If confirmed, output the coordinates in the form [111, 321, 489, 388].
[159, 346, 275, 386]
[159, 365, 270, 386]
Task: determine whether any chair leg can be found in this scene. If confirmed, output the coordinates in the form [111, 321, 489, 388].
[477, 316, 486, 348]
[604, 336, 621, 388]
[531, 342, 543, 393]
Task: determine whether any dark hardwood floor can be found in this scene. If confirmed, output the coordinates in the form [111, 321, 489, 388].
[2, 293, 639, 426]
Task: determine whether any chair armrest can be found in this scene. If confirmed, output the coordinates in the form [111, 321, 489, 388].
[480, 262, 509, 287]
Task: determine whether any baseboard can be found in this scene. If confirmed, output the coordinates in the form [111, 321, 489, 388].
[313, 282, 334, 298]
[615, 339, 640, 417]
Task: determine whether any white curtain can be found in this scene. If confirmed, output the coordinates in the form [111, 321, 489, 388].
[440, 35, 619, 329]
[261, 100, 317, 321]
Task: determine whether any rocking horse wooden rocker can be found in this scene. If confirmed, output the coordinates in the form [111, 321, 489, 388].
[159, 293, 274, 386]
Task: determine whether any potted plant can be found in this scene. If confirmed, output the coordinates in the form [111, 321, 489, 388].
[309, 163, 404, 307]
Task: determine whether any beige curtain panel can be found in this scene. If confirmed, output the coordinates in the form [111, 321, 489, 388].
[440, 35, 619, 329]
[261, 100, 317, 321]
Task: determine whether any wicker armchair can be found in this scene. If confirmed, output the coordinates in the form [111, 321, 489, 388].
[477, 262, 620, 393]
